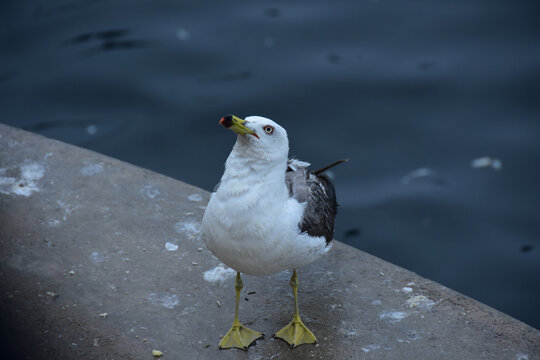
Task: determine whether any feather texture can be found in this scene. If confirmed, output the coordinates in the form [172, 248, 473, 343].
[286, 160, 338, 245]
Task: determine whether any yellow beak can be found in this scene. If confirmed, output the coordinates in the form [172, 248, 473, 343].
[219, 115, 259, 139]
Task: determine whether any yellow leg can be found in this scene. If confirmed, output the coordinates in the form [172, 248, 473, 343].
[219, 272, 263, 350]
[274, 270, 317, 348]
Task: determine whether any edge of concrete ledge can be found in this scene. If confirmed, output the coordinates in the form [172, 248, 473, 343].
[1, 123, 539, 360]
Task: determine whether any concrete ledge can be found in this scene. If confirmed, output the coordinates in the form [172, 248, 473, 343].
[1, 123, 538, 359]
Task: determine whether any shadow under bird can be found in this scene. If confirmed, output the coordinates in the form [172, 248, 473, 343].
[201, 114, 346, 350]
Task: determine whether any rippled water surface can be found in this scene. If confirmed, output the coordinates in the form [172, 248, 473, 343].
[1, 0, 539, 329]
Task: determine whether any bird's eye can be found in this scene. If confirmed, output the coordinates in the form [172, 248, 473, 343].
[263, 125, 274, 135]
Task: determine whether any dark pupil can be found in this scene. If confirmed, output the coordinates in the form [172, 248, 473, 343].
[266, 127, 271, 132]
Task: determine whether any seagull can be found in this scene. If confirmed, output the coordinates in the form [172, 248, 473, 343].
[201, 114, 345, 350]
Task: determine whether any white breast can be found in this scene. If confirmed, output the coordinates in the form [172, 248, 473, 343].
[201, 171, 330, 275]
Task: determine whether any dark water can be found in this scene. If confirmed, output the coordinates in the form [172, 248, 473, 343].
[1, 0, 539, 329]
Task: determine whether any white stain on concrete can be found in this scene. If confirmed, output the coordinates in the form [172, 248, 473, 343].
[48, 219, 61, 227]
[140, 185, 160, 199]
[187, 193, 203, 202]
[402, 287, 413, 293]
[148, 292, 180, 309]
[165, 242, 178, 251]
[56, 200, 80, 221]
[81, 163, 104, 176]
[20, 163, 44, 181]
[90, 252, 106, 263]
[339, 321, 358, 336]
[203, 265, 236, 285]
[340, 328, 358, 336]
[361, 344, 380, 353]
[516, 354, 529, 360]
[371, 299, 382, 306]
[379, 310, 409, 323]
[0, 162, 45, 197]
[178, 305, 197, 316]
[406, 295, 435, 310]
[174, 221, 200, 239]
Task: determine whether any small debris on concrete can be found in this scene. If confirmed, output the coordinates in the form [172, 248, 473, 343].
[99, 312, 108, 318]
[152, 349, 163, 357]
[361, 344, 380, 353]
[187, 193, 203, 202]
[192, 261, 198, 266]
[247, 291, 256, 295]
[69, 270, 75, 276]
[165, 242, 178, 251]
[379, 310, 409, 323]
[407, 295, 436, 310]
[197, 247, 203, 251]
[203, 265, 236, 285]
[147, 292, 179, 309]
[216, 300, 221, 308]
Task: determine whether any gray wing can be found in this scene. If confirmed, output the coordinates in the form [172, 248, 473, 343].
[286, 159, 338, 245]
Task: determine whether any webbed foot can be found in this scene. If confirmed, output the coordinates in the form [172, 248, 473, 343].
[219, 323, 263, 350]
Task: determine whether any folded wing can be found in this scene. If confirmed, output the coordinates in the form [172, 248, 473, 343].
[285, 159, 339, 245]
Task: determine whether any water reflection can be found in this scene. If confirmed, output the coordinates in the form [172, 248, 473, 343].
[65, 28, 130, 44]
[64, 28, 151, 53]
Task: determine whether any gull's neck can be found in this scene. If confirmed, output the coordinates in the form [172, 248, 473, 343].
[220, 139, 289, 196]
[224, 148, 287, 179]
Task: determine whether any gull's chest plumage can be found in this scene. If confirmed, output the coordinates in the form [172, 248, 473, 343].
[201, 175, 329, 275]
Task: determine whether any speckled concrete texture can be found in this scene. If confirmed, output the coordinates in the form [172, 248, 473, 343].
[1, 124, 538, 359]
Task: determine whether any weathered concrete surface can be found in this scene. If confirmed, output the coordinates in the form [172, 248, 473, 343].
[0, 123, 538, 360]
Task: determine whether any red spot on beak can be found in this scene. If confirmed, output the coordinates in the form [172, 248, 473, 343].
[219, 115, 233, 128]
[251, 133, 260, 139]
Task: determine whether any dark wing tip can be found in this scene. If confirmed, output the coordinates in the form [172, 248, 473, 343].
[312, 159, 349, 176]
